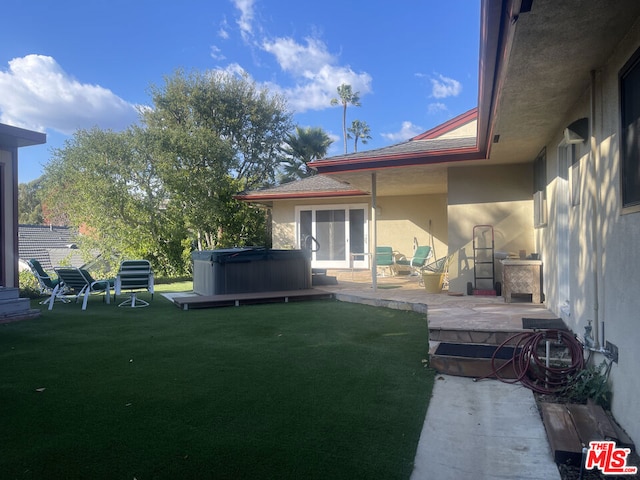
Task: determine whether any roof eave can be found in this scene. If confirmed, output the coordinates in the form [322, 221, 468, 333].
[235, 190, 369, 201]
[312, 146, 482, 174]
[477, 0, 526, 157]
[0, 123, 46, 149]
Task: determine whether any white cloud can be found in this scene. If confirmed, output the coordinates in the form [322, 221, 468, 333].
[232, 0, 255, 41]
[262, 37, 333, 75]
[428, 102, 447, 114]
[0, 55, 139, 135]
[216, 62, 249, 77]
[381, 121, 424, 142]
[218, 17, 230, 39]
[210, 45, 226, 60]
[430, 74, 462, 99]
[261, 37, 372, 113]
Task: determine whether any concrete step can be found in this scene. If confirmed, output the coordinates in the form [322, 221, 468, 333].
[0, 297, 32, 317]
[0, 288, 40, 321]
[429, 341, 519, 379]
[0, 287, 20, 301]
[312, 275, 338, 286]
[429, 327, 524, 346]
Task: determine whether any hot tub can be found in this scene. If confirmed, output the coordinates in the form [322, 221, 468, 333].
[191, 248, 312, 296]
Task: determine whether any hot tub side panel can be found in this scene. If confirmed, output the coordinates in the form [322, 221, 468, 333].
[192, 249, 311, 295]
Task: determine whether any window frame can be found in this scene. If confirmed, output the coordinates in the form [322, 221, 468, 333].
[619, 45, 640, 212]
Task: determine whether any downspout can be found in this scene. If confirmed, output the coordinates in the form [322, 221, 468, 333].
[371, 172, 377, 292]
[590, 69, 601, 349]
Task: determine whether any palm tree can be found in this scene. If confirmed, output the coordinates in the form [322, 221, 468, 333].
[279, 126, 333, 183]
[347, 120, 372, 153]
[330, 83, 361, 154]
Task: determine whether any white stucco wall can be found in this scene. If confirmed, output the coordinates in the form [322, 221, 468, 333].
[536, 17, 640, 446]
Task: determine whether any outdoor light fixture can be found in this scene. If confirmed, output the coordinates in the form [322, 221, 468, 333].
[563, 117, 588, 144]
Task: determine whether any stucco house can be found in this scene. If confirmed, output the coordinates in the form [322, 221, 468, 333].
[0, 123, 46, 288]
[0, 124, 46, 319]
[240, 0, 640, 446]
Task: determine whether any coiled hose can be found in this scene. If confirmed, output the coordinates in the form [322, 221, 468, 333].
[479, 330, 585, 394]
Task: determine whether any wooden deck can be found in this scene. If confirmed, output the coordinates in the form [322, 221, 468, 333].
[172, 289, 333, 310]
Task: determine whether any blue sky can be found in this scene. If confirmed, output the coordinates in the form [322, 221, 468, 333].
[1, 0, 480, 183]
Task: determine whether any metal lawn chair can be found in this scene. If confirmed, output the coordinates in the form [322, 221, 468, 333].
[395, 246, 433, 278]
[115, 260, 154, 307]
[48, 267, 113, 310]
[376, 246, 396, 276]
[27, 259, 69, 305]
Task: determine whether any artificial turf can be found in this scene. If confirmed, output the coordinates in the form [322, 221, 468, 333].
[0, 289, 434, 479]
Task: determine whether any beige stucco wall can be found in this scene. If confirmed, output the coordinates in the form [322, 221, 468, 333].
[375, 193, 447, 261]
[1, 149, 16, 287]
[270, 192, 447, 265]
[438, 119, 477, 139]
[271, 199, 299, 249]
[533, 17, 640, 446]
[447, 164, 534, 293]
[271, 197, 371, 250]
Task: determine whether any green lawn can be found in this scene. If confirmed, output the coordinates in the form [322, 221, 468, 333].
[1, 286, 434, 479]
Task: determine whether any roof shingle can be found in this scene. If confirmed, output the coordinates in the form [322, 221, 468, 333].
[18, 225, 82, 271]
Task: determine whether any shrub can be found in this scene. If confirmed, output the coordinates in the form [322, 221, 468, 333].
[562, 360, 612, 409]
[18, 270, 42, 299]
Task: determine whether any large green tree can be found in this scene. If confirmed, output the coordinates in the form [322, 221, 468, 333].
[330, 83, 361, 154]
[43, 127, 185, 274]
[144, 69, 291, 250]
[18, 179, 45, 225]
[279, 126, 333, 183]
[347, 120, 371, 153]
[42, 70, 291, 274]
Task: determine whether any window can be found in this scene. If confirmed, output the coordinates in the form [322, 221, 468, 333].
[620, 46, 640, 209]
[533, 148, 547, 227]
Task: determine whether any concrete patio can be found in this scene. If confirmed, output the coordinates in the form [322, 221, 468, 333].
[318, 269, 559, 333]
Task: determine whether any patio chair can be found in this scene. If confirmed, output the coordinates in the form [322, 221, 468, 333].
[27, 259, 69, 305]
[115, 260, 154, 308]
[48, 267, 114, 311]
[376, 246, 396, 276]
[395, 246, 433, 277]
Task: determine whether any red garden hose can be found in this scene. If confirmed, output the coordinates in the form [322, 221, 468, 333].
[477, 330, 585, 395]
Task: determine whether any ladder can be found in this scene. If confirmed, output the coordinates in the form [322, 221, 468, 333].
[471, 225, 496, 296]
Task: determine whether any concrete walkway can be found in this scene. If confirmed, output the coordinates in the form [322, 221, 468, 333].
[318, 272, 561, 479]
[410, 375, 560, 480]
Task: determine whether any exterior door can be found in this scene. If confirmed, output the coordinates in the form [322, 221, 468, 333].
[296, 204, 368, 269]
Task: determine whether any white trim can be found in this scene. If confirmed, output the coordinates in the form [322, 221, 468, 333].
[295, 203, 369, 269]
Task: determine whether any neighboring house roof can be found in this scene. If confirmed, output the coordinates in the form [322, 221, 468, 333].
[235, 175, 368, 202]
[18, 224, 84, 271]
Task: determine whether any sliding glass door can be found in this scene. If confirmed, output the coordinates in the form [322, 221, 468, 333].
[296, 204, 368, 269]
